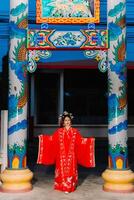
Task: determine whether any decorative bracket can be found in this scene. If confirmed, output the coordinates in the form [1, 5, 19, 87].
[84, 50, 108, 72]
[27, 50, 52, 73]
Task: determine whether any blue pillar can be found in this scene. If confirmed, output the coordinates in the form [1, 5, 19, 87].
[102, 0, 134, 193]
[0, 0, 33, 192]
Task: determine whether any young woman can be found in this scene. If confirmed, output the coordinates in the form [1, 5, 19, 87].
[37, 111, 95, 193]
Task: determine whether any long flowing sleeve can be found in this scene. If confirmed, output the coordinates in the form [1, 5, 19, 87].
[37, 134, 57, 165]
[76, 131, 95, 168]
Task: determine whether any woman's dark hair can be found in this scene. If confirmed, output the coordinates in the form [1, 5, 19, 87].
[58, 111, 74, 127]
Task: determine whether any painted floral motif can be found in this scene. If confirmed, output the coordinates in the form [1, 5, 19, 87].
[28, 30, 53, 48]
[52, 32, 84, 47]
[82, 30, 108, 48]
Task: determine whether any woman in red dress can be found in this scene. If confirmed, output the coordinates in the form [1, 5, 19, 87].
[37, 111, 95, 193]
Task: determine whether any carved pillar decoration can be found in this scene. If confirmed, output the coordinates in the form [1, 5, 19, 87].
[0, 0, 33, 192]
[102, 0, 134, 193]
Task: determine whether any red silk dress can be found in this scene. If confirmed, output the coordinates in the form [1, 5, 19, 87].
[37, 127, 95, 192]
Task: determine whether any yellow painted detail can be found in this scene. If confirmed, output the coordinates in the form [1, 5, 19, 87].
[12, 157, 19, 169]
[116, 158, 123, 169]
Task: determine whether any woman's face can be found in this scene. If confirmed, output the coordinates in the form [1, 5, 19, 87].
[63, 116, 71, 127]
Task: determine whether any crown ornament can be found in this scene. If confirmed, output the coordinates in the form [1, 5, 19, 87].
[58, 111, 74, 121]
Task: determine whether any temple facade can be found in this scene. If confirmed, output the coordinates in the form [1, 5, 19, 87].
[0, 0, 134, 193]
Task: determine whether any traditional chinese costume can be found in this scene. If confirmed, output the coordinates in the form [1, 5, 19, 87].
[37, 127, 95, 192]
